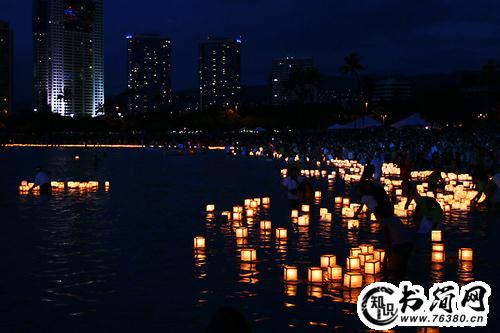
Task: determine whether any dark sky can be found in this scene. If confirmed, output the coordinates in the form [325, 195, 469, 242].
[4, 0, 500, 104]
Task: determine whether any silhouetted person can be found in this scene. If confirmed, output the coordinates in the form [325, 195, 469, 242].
[282, 165, 305, 209]
[30, 166, 52, 196]
[207, 307, 251, 333]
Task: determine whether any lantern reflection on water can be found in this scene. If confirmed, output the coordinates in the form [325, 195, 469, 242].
[194, 236, 205, 249]
[276, 228, 288, 240]
[308, 267, 323, 284]
[432, 243, 445, 252]
[327, 265, 343, 281]
[459, 248, 473, 261]
[283, 265, 298, 282]
[432, 251, 445, 263]
[343, 272, 363, 289]
[241, 248, 257, 262]
[320, 254, 336, 268]
[364, 260, 381, 275]
[346, 256, 361, 271]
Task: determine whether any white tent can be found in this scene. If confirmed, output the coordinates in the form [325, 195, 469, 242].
[391, 113, 428, 128]
[342, 116, 382, 129]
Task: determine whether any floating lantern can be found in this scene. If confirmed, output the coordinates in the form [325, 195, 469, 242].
[321, 213, 332, 222]
[320, 254, 337, 268]
[327, 265, 343, 281]
[346, 256, 361, 271]
[431, 230, 442, 242]
[373, 249, 386, 262]
[233, 212, 242, 221]
[347, 220, 359, 230]
[315, 191, 322, 199]
[343, 198, 350, 206]
[262, 197, 270, 205]
[283, 265, 298, 282]
[275, 228, 287, 239]
[104, 181, 110, 188]
[260, 220, 272, 230]
[458, 248, 473, 261]
[244, 199, 251, 207]
[358, 253, 374, 266]
[343, 272, 363, 289]
[359, 244, 374, 254]
[241, 248, 257, 262]
[233, 206, 243, 214]
[335, 197, 342, 204]
[432, 251, 445, 263]
[74, 155, 80, 160]
[432, 243, 445, 252]
[253, 198, 261, 205]
[291, 210, 299, 218]
[319, 208, 328, 217]
[246, 209, 254, 217]
[206, 204, 215, 212]
[194, 236, 205, 249]
[235, 227, 248, 238]
[298, 215, 310, 226]
[364, 260, 381, 275]
[302, 205, 310, 213]
[250, 201, 258, 208]
[395, 189, 403, 196]
[350, 247, 362, 257]
[221, 211, 232, 220]
[308, 267, 323, 284]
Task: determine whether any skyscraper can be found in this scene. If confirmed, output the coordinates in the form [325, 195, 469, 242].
[127, 34, 172, 114]
[199, 37, 241, 111]
[33, 0, 104, 117]
[0, 21, 13, 115]
[271, 57, 315, 106]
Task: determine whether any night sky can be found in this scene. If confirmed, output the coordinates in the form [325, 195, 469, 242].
[4, 0, 500, 104]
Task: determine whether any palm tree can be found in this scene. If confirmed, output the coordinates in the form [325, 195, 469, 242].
[340, 53, 364, 83]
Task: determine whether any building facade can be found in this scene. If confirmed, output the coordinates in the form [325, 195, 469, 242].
[199, 37, 241, 111]
[372, 78, 412, 104]
[0, 21, 13, 115]
[271, 57, 314, 106]
[127, 34, 172, 114]
[33, 0, 104, 117]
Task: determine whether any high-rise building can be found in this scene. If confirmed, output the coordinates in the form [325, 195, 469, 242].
[271, 57, 314, 106]
[127, 34, 172, 113]
[33, 0, 104, 117]
[199, 37, 241, 111]
[0, 21, 13, 115]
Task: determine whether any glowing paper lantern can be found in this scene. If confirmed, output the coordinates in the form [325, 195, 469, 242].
[346, 256, 361, 271]
[458, 248, 473, 261]
[206, 204, 215, 212]
[335, 197, 343, 204]
[250, 200, 258, 208]
[431, 230, 442, 242]
[321, 213, 332, 222]
[327, 265, 343, 281]
[233, 212, 242, 221]
[364, 260, 381, 275]
[235, 227, 248, 238]
[262, 197, 270, 205]
[343, 272, 363, 289]
[347, 220, 359, 230]
[320, 254, 337, 268]
[298, 215, 310, 226]
[194, 236, 205, 249]
[359, 253, 374, 266]
[373, 249, 386, 262]
[359, 244, 374, 254]
[302, 205, 310, 213]
[319, 208, 328, 217]
[221, 211, 232, 220]
[283, 265, 298, 282]
[291, 210, 299, 218]
[260, 220, 272, 230]
[343, 198, 350, 206]
[308, 267, 323, 284]
[241, 248, 257, 262]
[275, 228, 288, 240]
[315, 191, 322, 199]
[432, 251, 445, 263]
[350, 247, 362, 257]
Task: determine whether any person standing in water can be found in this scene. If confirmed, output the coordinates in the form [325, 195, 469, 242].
[30, 166, 52, 196]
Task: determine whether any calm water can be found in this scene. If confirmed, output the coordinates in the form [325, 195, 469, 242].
[1, 148, 499, 332]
